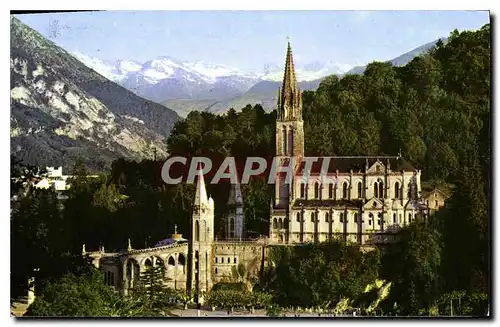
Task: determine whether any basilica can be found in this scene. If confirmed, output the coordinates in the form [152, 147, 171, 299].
[86, 42, 429, 301]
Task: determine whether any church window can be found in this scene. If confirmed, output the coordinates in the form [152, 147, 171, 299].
[408, 213, 412, 222]
[234, 258, 237, 264]
[227, 257, 230, 263]
[282, 127, 287, 156]
[168, 256, 175, 266]
[278, 218, 283, 229]
[393, 213, 397, 224]
[273, 218, 277, 229]
[357, 182, 362, 198]
[354, 213, 358, 223]
[296, 212, 301, 222]
[342, 182, 348, 199]
[395, 182, 400, 199]
[215, 257, 218, 264]
[311, 212, 315, 222]
[340, 213, 344, 223]
[314, 182, 319, 199]
[377, 219, 381, 226]
[378, 182, 384, 198]
[325, 212, 330, 223]
[194, 220, 200, 242]
[300, 183, 306, 198]
[328, 183, 334, 198]
[215, 268, 218, 274]
[435, 200, 439, 207]
[288, 129, 294, 155]
[374, 182, 378, 198]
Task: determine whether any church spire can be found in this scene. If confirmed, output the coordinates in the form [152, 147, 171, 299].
[194, 166, 208, 207]
[278, 39, 302, 121]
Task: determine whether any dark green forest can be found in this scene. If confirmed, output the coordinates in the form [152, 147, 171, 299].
[11, 25, 490, 316]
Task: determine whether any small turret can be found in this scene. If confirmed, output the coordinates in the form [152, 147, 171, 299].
[127, 238, 132, 252]
[82, 244, 86, 256]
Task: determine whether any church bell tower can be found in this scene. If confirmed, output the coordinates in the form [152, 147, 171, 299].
[274, 40, 304, 208]
[189, 169, 214, 302]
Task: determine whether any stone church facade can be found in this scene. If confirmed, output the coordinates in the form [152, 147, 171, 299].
[86, 42, 429, 300]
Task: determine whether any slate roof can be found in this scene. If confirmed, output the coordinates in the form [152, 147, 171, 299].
[295, 157, 415, 174]
[291, 199, 363, 209]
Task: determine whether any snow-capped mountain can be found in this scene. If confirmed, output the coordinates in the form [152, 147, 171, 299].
[71, 51, 353, 103]
[258, 61, 353, 82]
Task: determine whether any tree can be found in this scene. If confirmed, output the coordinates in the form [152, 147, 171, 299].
[380, 221, 442, 315]
[26, 269, 119, 317]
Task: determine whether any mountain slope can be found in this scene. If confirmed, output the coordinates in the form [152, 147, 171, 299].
[346, 38, 447, 75]
[10, 16, 180, 171]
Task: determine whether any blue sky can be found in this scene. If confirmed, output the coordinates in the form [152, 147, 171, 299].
[15, 11, 490, 71]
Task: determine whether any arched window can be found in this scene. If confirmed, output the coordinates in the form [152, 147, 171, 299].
[178, 254, 186, 266]
[311, 212, 315, 222]
[168, 256, 175, 266]
[273, 218, 277, 229]
[145, 258, 152, 267]
[282, 127, 287, 156]
[408, 213, 412, 223]
[369, 213, 373, 226]
[221, 257, 224, 263]
[234, 257, 237, 264]
[314, 182, 319, 199]
[296, 212, 301, 222]
[328, 183, 334, 198]
[395, 182, 400, 199]
[300, 183, 305, 198]
[357, 182, 362, 198]
[393, 213, 397, 224]
[288, 129, 294, 155]
[325, 212, 330, 223]
[354, 213, 358, 223]
[342, 182, 348, 199]
[215, 268, 218, 274]
[374, 182, 378, 198]
[340, 212, 344, 223]
[215, 257, 218, 264]
[194, 220, 200, 242]
[230, 218, 235, 236]
[379, 182, 384, 198]
[278, 218, 283, 229]
[377, 213, 381, 226]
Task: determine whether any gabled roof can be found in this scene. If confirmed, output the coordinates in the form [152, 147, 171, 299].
[421, 187, 451, 199]
[363, 197, 385, 210]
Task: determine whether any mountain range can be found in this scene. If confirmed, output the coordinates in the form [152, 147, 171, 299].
[10, 17, 180, 171]
[73, 38, 446, 117]
[10, 15, 447, 171]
